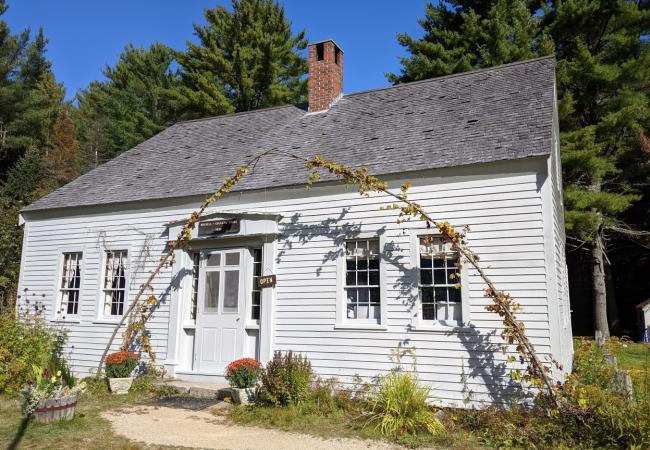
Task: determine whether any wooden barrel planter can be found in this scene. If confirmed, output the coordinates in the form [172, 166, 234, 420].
[33, 392, 79, 423]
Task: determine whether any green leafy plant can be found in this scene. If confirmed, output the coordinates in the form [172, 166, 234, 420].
[366, 371, 443, 438]
[255, 351, 312, 406]
[0, 305, 67, 396]
[104, 351, 139, 378]
[225, 357, 262, 389]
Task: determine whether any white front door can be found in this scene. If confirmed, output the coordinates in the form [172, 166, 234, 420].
[195, 249, 246, 373]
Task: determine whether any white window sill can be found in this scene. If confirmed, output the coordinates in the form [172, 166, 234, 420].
[92, 319, 123, 325]
[334, 323, 387, 331]
[410, 322, 472, 332]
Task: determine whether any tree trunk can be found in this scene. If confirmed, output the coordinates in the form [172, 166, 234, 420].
[592, 229, 610, 340]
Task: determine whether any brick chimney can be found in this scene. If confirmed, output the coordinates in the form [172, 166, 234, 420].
[308, 40, 343, 113]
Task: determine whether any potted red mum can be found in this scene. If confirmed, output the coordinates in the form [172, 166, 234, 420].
[223, 357, 262, 404]
[105, 351, 139, 394]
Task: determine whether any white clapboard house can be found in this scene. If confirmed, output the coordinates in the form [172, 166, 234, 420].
[18, 40, 572, 406]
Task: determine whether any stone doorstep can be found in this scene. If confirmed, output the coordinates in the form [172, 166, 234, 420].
[154, 379, 229, 398]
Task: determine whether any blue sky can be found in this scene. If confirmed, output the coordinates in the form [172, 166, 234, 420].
[3, 0, 429, 100]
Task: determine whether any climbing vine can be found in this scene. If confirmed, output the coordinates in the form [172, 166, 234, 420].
[98, 151, 560, 407]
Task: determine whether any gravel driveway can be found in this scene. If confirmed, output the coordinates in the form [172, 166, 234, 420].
[102, 405, 405, 450]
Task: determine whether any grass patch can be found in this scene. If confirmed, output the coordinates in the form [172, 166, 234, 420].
[0, 390, 153, 449]
[228, 402, 480, 449]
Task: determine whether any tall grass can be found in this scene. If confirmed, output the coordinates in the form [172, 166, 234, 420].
[366, 371, 444, 438]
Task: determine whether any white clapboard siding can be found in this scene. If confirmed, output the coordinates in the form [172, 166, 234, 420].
[18, 156, 568, 406]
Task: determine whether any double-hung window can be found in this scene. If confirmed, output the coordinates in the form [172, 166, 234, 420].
[59, 252, 82, 316]
[419, 236, 462, 322]
[345, 239, 381, 322]
[102, 250, 128, 317]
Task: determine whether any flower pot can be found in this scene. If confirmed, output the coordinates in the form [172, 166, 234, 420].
[108, 377, 134, 394]
[33, 392, 78, 423]
[220, 387, 253, 404]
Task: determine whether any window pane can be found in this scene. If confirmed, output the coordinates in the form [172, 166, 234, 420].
[225, 252, 240, 266]
[434, 287, 447, 302]
[347, 288, 358, 303]
[346, 258, 356, 271]
[207, 254, 221, 266]
[204, 271, 220, 312]
[369, 270, 379, 285]
[433, 258, 444, 268]
[421, 287, 433, 304]
[420, 255, 432, 269]
[223, 270, 239, 312]
[448, 302, 462, 321]
[358, 288, 369, 303]
[370, 288, 380, 303]
[357, 258, 368, 270]
[357, 304, 369, 319]
[434, 269, 446, 284]
[449, 287, 461, 303]
[111, 290, 125, 316]
[357, 271, 368, 286]
[368, 258, 379, 270]
[347, 304, 357, 319]
[436, 304, 447, 321]
[368, 240, 379, 255]
[423, 303, 436, 320]
[370, 304, 381, 319]
[420, 269, 432, 285]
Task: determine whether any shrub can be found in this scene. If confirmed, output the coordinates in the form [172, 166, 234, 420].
[366, 371, 444, 438]
[105, 351, 139, 378]
[256, 351, 312, 406]
[225, 357, 262, 388]
[0, 307, 67, 396]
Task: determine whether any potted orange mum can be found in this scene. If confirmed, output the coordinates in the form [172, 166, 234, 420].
[105, 351, 139, 394]
[223, 358, 262, 404]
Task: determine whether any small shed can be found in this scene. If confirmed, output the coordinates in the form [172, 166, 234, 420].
[636, 298, 650, 342]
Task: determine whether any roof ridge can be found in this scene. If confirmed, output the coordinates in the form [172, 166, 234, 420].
[344, 55, 556, 99]
[173, 103, 306, 126]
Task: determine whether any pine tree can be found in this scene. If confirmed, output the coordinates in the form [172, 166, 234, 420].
[388, 0, 553, 83]
[74, 43, 182, 165]
[391, 0, 650, 338]
[175, 0, 307, 117]
[0, 3, 64, 308]
[46, 107, 80, 186]
[545, 0, 650, 338]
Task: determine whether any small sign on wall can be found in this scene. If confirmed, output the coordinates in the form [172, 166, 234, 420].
[198, 219, 240, 237]
[258, 275, 277, 288]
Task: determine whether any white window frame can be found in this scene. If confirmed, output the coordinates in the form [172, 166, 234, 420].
[97, 248, 130, 321]
[335, 234, 387, 330]
[55, 250, 84, 319]
[409, 231, 470, 330]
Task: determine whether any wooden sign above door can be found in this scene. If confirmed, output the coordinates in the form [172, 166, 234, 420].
[258, 274, 277, 288]
[198, 219, 240, 237]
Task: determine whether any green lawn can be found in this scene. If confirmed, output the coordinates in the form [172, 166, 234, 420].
[609, 339, 650, 397]
[612, 340, 650, 372]
[0, 392, 151, 449]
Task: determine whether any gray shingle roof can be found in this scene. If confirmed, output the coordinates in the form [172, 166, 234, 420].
[24, 56, 555, 212]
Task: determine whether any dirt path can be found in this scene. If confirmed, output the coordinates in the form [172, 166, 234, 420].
[102, 405, 404, 450]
